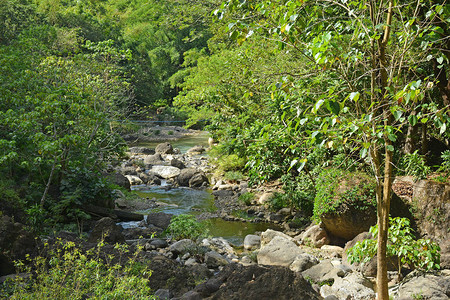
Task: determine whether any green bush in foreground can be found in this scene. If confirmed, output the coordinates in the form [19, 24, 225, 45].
[167, 214, 208, 241]
[1, 240, 155, 300]
[347, 217, 440, 279]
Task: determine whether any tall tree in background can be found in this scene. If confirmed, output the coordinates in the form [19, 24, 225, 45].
[218, 0, 450, 298]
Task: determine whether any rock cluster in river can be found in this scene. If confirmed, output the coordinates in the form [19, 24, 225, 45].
[117, 143, 210, 189]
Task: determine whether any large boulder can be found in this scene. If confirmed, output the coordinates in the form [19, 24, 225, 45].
[302, 259, 341, 284]
[88, 217, 125, 244]
[150, 165, 181, 179]
[257, 236, 303, 267]
[397, 273, 450, 300]
[177, 168, 208, 187]
[146, 212, 173, 230]
[155, 142, 174, 154]
[315, 169, 377, 240]
[195, 263, 322, 299]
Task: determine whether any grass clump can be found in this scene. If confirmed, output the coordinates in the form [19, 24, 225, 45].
[238, 192, 255, 206]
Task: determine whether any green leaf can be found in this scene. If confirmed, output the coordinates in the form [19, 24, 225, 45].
[393, 110, 403, 121]
[313, 99, 324, 113]
[386, 145, 394, 152]
[388, 133, 397, 142]
[327, 101, 340, 115]
[408, 115, 418, 126]
[349, 92, 360, 102]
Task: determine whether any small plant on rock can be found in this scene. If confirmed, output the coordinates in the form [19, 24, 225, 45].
[347, 217, 440, 279]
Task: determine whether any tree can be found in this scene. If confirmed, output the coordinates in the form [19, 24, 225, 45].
[217, 0, 449, 298]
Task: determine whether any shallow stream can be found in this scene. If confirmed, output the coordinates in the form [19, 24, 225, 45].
[122, 132, 279, 246]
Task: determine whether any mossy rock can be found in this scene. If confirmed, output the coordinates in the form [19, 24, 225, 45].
[314, 168, 377, 240]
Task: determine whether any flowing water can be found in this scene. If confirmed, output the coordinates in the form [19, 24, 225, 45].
[122, 132, 280, 246]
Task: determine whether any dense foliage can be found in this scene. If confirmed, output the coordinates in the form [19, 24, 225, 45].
[1, 240, 154, 299]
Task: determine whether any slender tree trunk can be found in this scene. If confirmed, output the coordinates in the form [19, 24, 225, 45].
[376, 0, 394, 298]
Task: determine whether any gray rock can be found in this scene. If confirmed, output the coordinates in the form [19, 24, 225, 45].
[258, 192, 274, 205]
[155, 142, 174, 154]
[189, 172, 208, 188]
[187, 145, 205, 155]
[296, 224, 330, 248]
[289, 253, 320, 272]
[128, 147, 155, 155]
[154, 289, 171, 300]
[244, 234, 261, 250]
[88, 217, 125, 244]
[180, 290, 201, 300]
[143, 153, 165, 166]
[178, 168, 200, 187]
[170, 158, 186, 169]
[169, 239, 196, 255]
[397, 274, 450, 300]
[260, 229, 294, 247]
[150, 239, 168, 249]
[124, 175, 143, 185]
[120, 166, 137, 175]
[201, 237, 235, 256]
[146, 212, 173, 230]
[104, 172, 130, 191]
[205, 251, 230, 268]
[257, 236, 304, 267]
[302, 259, 340, 284]
[320, 273, 375, 300]
[150, 165, 180, 179]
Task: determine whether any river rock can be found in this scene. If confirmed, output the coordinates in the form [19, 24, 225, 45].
[128, 147, 155, 155]
[257, 236, 303, 267]
[125, 175, 143, 185]
[397, 273, 450, 300]
[150, 165, 180, 179]
[289, 253, 320, 272]
[187, 145, 205, 155]
[244, 234, 261, 250]
[178, 168, 204, 187]
[88, 217, 125, 244]
[147, 212, 173, 230]
[295, 223, 330, 248]
[260, 229, 294, 246]
[170, 158, 186, 169]
[302, 259, 341, 284]
[104, 172, 130, 191]
[169, 239, 196, 255]
[155, 142, 174, 154]
[189, 172, 208, 188]
[143, 153, 165, 166]
[202, 237, 235, 256]
[154, 289, 171, 300]
[320, 273, 375, 300]
[150, 239, 168, 249]
[205, 251, 230, 268]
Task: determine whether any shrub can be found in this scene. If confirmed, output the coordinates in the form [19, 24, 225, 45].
[400, 150, 430, 180]
[1, 240, 155, 299]
[313, 168, 376, 222]
[238, 192, 255, 206]
[224, 171, 245, 182]
[438, 150, 450, 175]
[216, 154, 246, 172]
[347, 217, 440, 278]
[167, 214, 208, 241]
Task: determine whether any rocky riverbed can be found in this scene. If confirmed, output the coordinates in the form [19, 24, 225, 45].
[1, 129, 449, 300]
